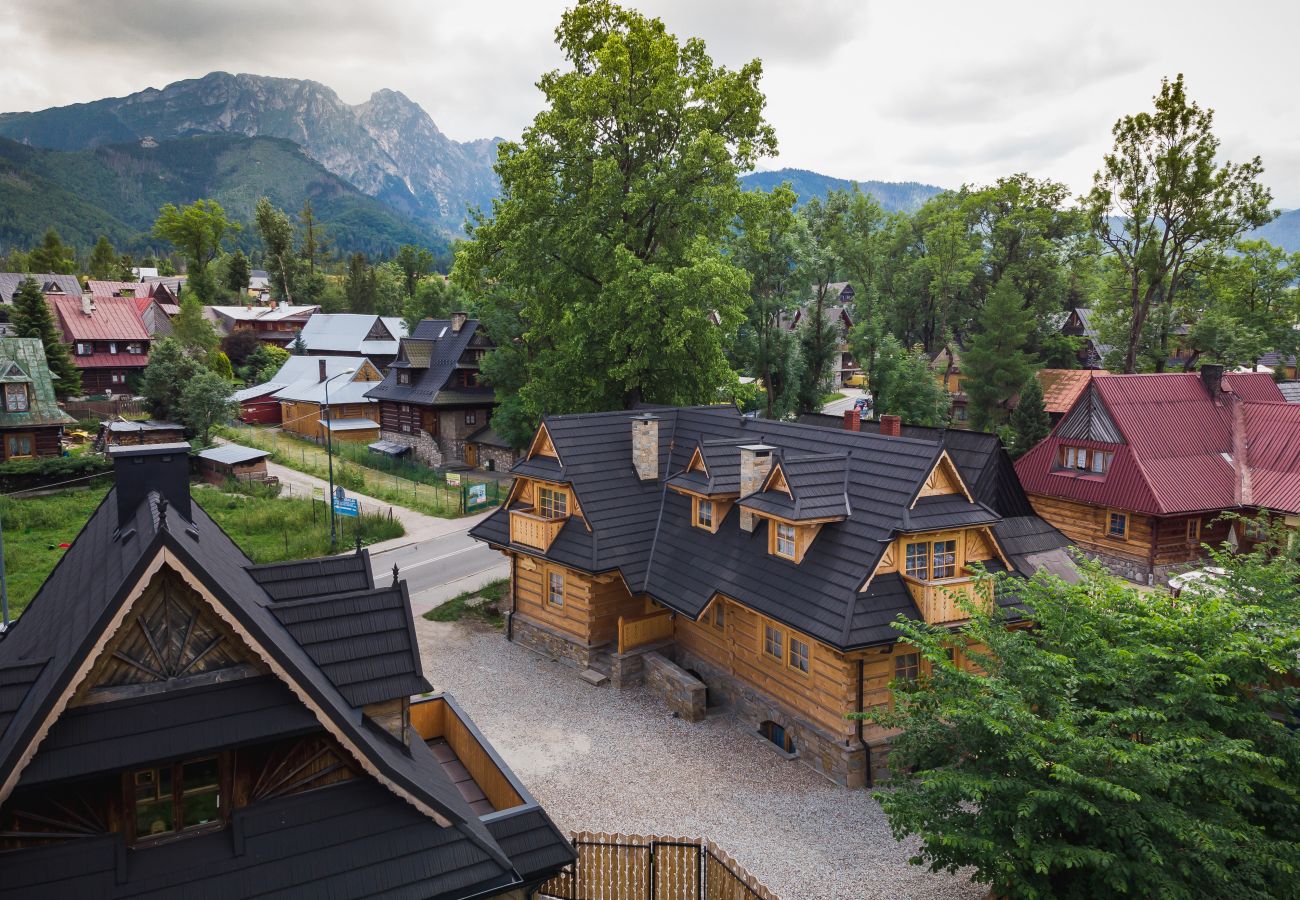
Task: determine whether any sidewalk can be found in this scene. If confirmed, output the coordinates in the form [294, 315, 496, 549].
[263, 460, 498, 554]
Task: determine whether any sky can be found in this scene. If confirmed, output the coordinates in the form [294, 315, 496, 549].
[2, 0, 1297, 206]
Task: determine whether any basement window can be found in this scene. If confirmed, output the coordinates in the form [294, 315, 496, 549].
[759, 720, 795, 754]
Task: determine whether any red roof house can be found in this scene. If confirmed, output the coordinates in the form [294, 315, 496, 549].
[49, 295, 152, 395]
[1015, 366, 1297, 583]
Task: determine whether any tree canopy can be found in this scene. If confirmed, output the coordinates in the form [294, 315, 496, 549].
[152, 200, 237, 275]
[10, 277, 80, 397]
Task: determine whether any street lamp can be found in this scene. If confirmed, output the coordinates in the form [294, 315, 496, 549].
[323, 367, 356, 550]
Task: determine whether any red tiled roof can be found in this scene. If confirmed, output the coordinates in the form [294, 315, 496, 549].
[70, 353, 150, 370]
[50, 296, 151, 342]
[1035, 369, 1104, 414]
[1016, 372, 1294, 516]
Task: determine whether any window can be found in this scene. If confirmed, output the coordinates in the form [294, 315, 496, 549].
[696, 498, 714, 529]
[905, 542, 929, 579]
[108, 341, 118, 354]
[75, 342, 91, 356]
[894, 652, 920, 684]
[932, 540, 957, 579]
[954, 405, 968, 422]
[4, 384, 28, 412]
[1059, 445, 1112, 474]
[547, 570, 564, 607]
[712, 601, 725, 629]
[774, 522, 796, 559]
[1186, 517, 1201, 543]
[397, 370, 410, 385]
[788, 637, 810, 674]
[1108, 511, 1128, 539]
[131, 756, 221, 843]
[465, 411, 476, 425]
[5, 434, 33, 459]
[763, 624, 783, 660]
[125, 342, 143, 355]
[111, 372, 126, 384]
[538, 486, 568, 519]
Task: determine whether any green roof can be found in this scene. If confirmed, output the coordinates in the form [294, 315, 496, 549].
[0, 338, 75, 428]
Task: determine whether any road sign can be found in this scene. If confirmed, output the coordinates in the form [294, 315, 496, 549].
[446, 472, 462, 487]
[333, 495, 359, 518]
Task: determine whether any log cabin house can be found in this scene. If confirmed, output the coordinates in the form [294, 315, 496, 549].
[365, 315, 501, 468]
[273, 357, 384, 443]
[0, 444, 573, 898]
[1015, 365, 1300, 584]
[49, 295, 152, 396]
[470, 406, 1073, 787]
[205, 303, 320, 348]
[782, 283, 860, 387]
[0, 337, 74, 461]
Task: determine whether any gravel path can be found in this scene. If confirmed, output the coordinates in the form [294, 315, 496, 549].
[415, 619, 983, 900]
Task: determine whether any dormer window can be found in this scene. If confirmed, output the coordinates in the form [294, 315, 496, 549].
[538, 486, 568, 519]
[1059, 445, 1112, 474]
[398, 370, 411, 385]
[4, 383, 29, 412]
[696, 498, 714, 529]
[773, 522, 796, 559]
[130, 755, 222, 844]
[905, 538, 958, 581]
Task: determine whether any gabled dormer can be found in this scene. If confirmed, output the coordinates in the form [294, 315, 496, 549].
[666, 441, 742, 533]
[506, 421, 583, 550]
[738, 452, 850, 563]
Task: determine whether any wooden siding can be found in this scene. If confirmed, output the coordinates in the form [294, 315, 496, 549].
[280, 400, 376, 441]
[915, 452, 969, 501]
[512, 557, 645, 647]
[1028, 493, 1153, 559]
[0, 426, 61, 461]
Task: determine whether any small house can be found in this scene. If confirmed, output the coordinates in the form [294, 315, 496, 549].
[205, 303, 320, 348]
[271, 356, 383, 443]
[0, 273, 82, 305]
[97, 419, 185, 449]
[196, 442, 271, 485]
[49, 295, 152, 395]
[0, 337, 75, 460]
[296, 314, 408, 370]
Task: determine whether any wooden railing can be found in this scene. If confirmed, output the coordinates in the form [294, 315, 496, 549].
[901, 574, 992, 625]
[618, 610, 674, 654]
[410, 696, 524, 812]
[510, 508, 567, 550]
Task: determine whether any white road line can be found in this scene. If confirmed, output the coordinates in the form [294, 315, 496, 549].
[385, 544, 487, 572]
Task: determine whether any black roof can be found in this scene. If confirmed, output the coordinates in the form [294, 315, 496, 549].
[738, 453, 850, 521]
[473, 406, 1073, 651]
[0, 473, 572, 895]
[365, 318, 494, 407]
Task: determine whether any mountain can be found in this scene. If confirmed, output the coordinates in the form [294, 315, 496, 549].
[740, 167, 944, 213]
[0, 134, 450, 259]
[0, 72, 500, 234]
[1250, 208, 1300, 254]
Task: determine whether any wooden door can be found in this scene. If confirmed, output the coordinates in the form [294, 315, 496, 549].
[464, 443, 477, 468]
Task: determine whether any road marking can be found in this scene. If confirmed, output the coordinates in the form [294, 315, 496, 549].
[384, 544, 487, 572]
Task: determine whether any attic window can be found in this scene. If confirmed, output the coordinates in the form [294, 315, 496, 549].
[397, 370, 411, 385]
[695, 498, 714, 529]
[130, 756, 222, 844]
[773, 522, 796, 559]
[4, 384, 28, 412]
[1059, 446, 1112, 474]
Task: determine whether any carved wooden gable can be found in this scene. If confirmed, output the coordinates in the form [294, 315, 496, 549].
[1055, 384, 1123, 443]
[528, 423, 559, 460]
[763, 463, 792, 498]
[73, 568, 263, 706]
[686, 446, 707, 474]
[914, 452, 972, 504]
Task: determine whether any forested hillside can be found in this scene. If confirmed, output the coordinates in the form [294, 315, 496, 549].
[740, 167, 943, 213]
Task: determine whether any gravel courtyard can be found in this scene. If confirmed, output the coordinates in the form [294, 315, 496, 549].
[415, 619, 982, 900]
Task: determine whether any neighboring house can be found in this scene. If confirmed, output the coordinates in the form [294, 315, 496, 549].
[465, 424, 518, 473]
[365, 315, 498, 468]
[97, 419, 185, 449]
[1005, 369, 1107, 427]
[0, 444, 573, 897]
[132, 295, 176, 337]
[0, 273, 82, 305]
[87, 283, 179, 336]
[297, 314, 408, 370]
[928, 345, 967, 426]
[272, 356, 384, 443]
[783, 283, 859, 386]
[140, 274, 186, 296]
[195, 442, 272, 484]
[49, 295, 151, 395]
[233, 380, 287, 425]
[0, 337, 75, 460]
[130, 265, 159, 279]
[205, 303, 319, 347]
[1279, 382, 1300, 404]
[248, 268, 270, 293]
[1015, 366, 1300, 584]
[1256, 351, 1298, 380]
[469, 405, 1073, 787]
[1059, 307, 1110, 369]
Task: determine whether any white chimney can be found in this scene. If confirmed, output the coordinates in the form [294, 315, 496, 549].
[451, 311, 468, 334]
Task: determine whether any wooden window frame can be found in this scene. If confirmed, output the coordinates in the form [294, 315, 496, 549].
[1186, 517, 1201, 544]
[127, 754, 225, 846]
[931, 539, 957, 579]
[1058, 445, 1113, 475]
[695, 497, 714, 530]
[772, 522, 796, 560]
[787, 636, 811, 675]
[1107, 510, 1128, 540]
[3, 384, 28, 413]
[712, 600, 725, 630]
[537, 486, 569, 520]
[904, 541, 929, 579]
[894, 652, 920, 685]
[465, 411, 476, 425]
[547, 569, 565, 608]
[762, 623, 783, 661]
[5, 432, 34, 460]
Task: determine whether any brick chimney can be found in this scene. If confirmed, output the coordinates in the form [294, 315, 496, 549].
[318, 359, 328, 382]
[451, 311, 468, 334]
[631, 413, 659, 481]
[879, 414, 901, 437]
[1200, 363, 1224, 401]
[738, 444, 777, 532]
[842, 409, 860, 432]
[110, 442, 192, 525]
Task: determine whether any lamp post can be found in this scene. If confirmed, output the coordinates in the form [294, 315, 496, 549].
[323, 368, 356, 550]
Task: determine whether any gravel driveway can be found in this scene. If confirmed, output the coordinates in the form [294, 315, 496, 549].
[415, 619, 983, 900]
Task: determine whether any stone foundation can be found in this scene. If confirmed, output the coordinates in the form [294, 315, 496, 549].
[644, 652, 706, 722]
[677, 647, 868, 788]
[1082, 548, 1191, 586]
[472, 443, 517, 473]
[378, 428, 444, 468]
[507, 612, 596, 670]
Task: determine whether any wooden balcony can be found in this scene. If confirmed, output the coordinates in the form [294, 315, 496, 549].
[901, 574, 992, 625]
[509, 507, 567, 551]
[410, 696, 525, 815]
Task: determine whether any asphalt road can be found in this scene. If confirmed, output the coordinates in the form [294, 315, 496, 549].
[368, 525, 505, 611]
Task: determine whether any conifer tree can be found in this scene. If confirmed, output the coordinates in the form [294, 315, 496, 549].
[27, 229, 75, 274]
[1009, 374, 1051, 457]
[88, 236, 119, 281]
[224, 249, 252, 296]
[963, 278, 1036, 432]
[10, 277, 80, 397]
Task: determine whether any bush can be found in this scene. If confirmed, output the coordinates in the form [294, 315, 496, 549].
[0, 454, 112, 492]
[222, 477, 282, 500]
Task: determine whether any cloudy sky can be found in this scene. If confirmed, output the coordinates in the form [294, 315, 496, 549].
[3, 0, 1297, 205]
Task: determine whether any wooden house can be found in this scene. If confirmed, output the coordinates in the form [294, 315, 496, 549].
[1059, 307, 1110, 369]
[97, 419, 186, 449]
[196, 442, 272, 485]
[296, 314, 408, 371]
[928, 345, 967, 426]
[469, 406, 1073, 787]
[365, 315, 500, 468]
[205, 303, 320, 348]
[1015, 366, 1300, 584]
[0, 337, 75, 460]
[49, 295, 151, 395]
[271, 357, 384, 443]
[783, 283, 859, 386]
[0, 443, 573, 897]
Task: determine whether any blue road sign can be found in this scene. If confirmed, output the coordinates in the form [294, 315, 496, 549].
[334, 496, 359, 518]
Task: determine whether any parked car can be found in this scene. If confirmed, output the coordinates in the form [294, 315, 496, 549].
[844, 372, 868, 387]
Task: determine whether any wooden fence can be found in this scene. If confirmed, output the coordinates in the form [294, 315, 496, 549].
[63, 397, 147, 420]
[537, 832, 780, 900]
[617, 611, 674, 654]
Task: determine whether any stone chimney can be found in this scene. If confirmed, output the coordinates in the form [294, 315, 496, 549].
[879, 414, 901, 437]
[738, 443, 777, 532]
[842, 409, 860, 432]
[1200, 363, 1224, 401]
[631, 413, 659, 481]
[451, 311, 468, 334]
[110, 442, 192, 526]
[80, 295, 95, 316]
[318, 359, 328, 382]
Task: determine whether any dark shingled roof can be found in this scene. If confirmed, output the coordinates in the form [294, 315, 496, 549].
[473, 406, 1073, 650]
[902, 495, 1000, 532]
[365, 318, 494, 408]
[739, 453, 850, 521]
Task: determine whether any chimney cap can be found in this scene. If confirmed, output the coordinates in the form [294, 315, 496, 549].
[631, 412, 660, 421]
[108, 441, 192, 458]
[737, 442, 777, 453]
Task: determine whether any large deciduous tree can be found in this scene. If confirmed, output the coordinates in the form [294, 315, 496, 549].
[179, 368, 238, 447]
[1086, 74, 1275, 373]
[152, 201, 237, 278]
[11, 277, 80, 397]
[394, 245, 435, 299]
[453, 0, 775, 445]
[140, 337, 203, 420]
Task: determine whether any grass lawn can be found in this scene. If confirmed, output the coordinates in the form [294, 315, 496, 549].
[0, 483, 404, 619]
[214, 424, 493, 519]
[422, 578, 508, 628]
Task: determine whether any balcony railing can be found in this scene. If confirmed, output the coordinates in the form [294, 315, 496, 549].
[900, 573, 992, 625]
[510, 507, 567, 551]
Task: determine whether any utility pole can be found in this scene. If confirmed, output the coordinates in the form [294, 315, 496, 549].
[323, 368, 355, 551]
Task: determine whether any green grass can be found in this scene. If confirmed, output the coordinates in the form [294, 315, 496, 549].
[422, 578, 508, 628]
[214, 424, 501, 519]
[0, 483, 405, 619]
[820, 390, 848, 406]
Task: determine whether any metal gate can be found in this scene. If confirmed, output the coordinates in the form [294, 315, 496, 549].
[536, 831, 780, 900]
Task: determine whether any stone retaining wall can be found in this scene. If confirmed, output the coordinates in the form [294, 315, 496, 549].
[643, 652, 706, 722]
[378, 428, 444, 468]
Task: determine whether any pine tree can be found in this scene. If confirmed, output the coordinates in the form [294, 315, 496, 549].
[10, 277, 80, 397]
[88, 236, 119, 281]
[27, 229, 75, 274]
[225, 249, 252, 296]
[1009, 374, 1051, 457]
[963, 278, 1036, 432]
